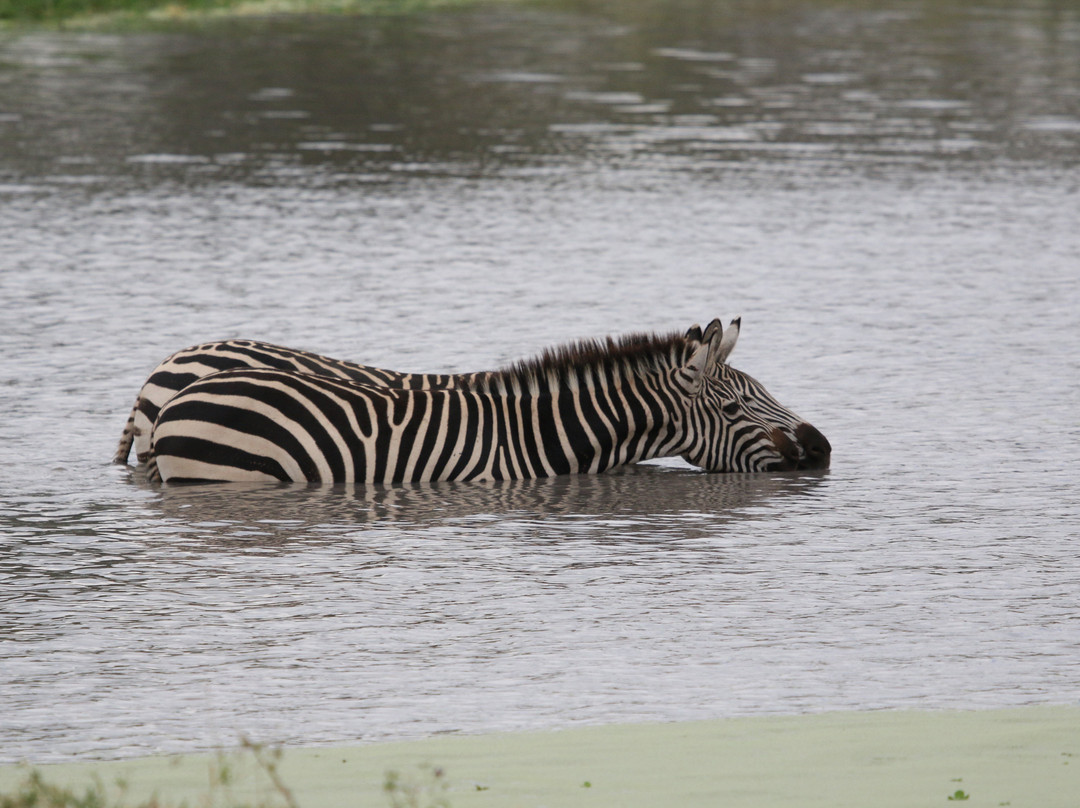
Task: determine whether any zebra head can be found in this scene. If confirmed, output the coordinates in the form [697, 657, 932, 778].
[678, 318, 831, 473]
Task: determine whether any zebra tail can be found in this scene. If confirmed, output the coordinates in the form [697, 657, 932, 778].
[112, 397, 141, 465]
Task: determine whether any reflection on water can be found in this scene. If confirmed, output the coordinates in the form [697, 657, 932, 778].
[1, 0, 1078, 186]
[4, 466, 842, 763]
[148, 464, 827, 540]
[6, 452, 1078, 764]
[2, 0, 1080, 766]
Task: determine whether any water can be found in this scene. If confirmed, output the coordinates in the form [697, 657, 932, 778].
[2, 0, 1080, 764]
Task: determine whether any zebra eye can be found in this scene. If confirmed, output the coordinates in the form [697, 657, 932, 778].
[722, 400, 741, 417]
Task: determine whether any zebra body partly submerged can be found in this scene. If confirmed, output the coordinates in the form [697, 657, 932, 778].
[148, 319, 830, 483]
[115, 339, 482, 465]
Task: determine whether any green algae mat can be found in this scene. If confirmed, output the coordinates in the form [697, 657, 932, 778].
[2, 706, 1078, 807]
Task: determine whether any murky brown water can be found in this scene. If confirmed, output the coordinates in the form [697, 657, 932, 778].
[2, 0, 1079, 764]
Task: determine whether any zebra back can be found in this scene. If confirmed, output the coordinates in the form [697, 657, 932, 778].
[115, 339, 483, 465]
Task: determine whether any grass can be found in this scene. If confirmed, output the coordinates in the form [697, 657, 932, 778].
[0, 741, 452, 808]
[2, 0, 206, 22]
[0, 0, 514, 27]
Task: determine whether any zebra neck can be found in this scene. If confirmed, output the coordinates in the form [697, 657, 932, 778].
[481, 362, 688, 479]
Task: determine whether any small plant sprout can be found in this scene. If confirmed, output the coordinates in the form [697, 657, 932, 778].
[241, 738, 299, 808]
[384, 763, 451, 808]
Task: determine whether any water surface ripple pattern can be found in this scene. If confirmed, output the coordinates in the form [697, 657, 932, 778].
[1, 0, 1079, 764]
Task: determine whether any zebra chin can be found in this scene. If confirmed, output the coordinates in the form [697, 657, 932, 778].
[766, 423, 831, 472]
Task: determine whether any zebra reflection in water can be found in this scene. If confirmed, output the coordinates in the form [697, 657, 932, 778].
[147, 318, 830, 484]
[143, 464, 828, 544]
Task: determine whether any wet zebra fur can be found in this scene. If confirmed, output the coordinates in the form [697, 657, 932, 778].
[147, 318, 830, 484]
[115, 339, 484, 465]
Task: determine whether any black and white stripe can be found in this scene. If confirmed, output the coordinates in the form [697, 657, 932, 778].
[115, 339, 482, 465]
[147, 319, 830, 483]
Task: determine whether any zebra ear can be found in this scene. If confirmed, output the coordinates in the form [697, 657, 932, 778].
[714, 316, 741, 365]
[685, 319, 723, 395]
[702, 318, 724, 367]
[684, 323, 703, 343]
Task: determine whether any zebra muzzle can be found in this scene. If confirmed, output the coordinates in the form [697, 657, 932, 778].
[769, 424, 831, 471]
[795, 422, 831, 470]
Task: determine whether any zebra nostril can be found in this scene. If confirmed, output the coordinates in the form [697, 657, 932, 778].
[770, 428, 800, 470]
[796, 422, 831, 469]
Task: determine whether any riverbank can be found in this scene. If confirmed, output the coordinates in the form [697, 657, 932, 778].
[2, 706, 1078, 808]
[0, 0, 519, 29]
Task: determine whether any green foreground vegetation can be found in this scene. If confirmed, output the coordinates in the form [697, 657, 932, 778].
[0, 740, 451, 808]
[0, 0, 505, 27]
[2, 707, 1079, 808]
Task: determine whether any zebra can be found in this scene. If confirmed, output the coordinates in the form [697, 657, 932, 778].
[147, 318, 830, 483]
[114, 339, 485, 465]
[115, 324, 741, 465]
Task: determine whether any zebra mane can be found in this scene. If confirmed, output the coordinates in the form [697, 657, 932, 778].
[472, 330, 697, 395]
